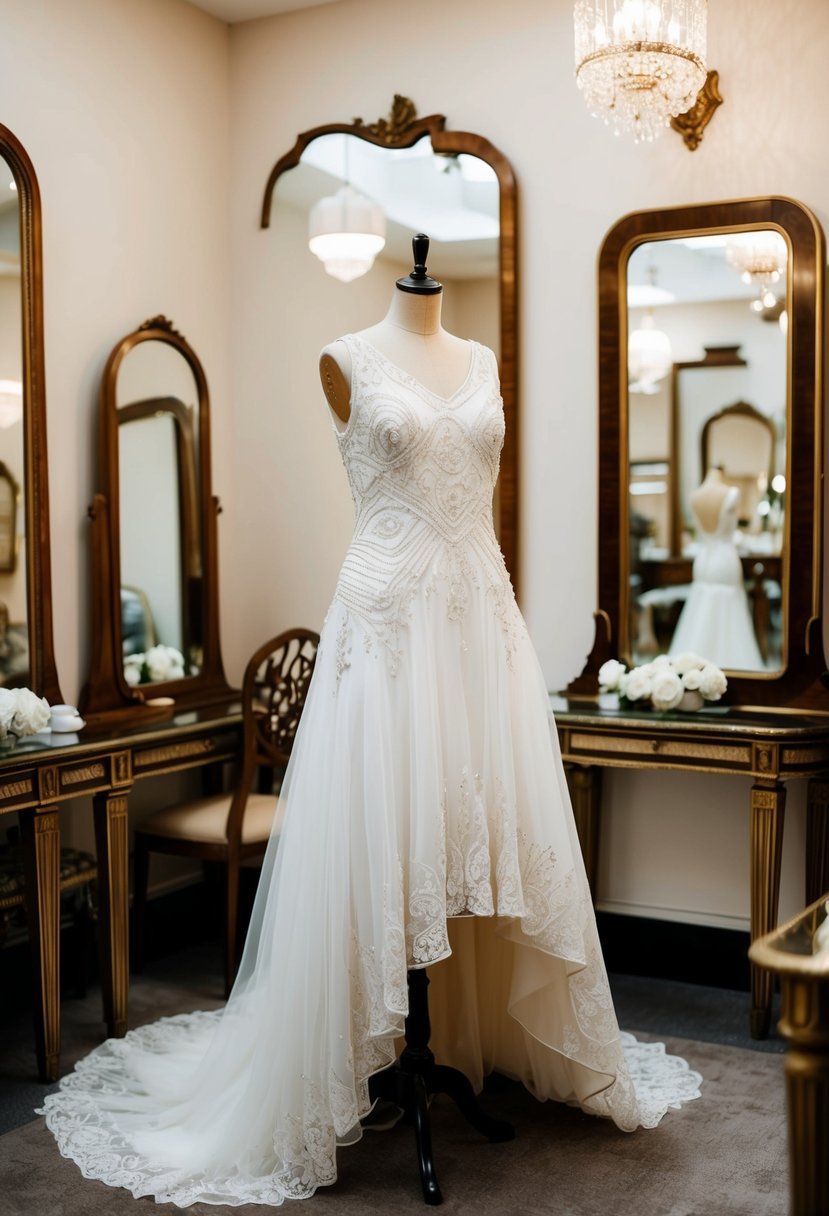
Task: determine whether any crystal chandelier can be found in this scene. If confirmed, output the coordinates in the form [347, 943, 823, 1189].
[629, 313, 673, 394]
[725, 231, 788, 313]
[574, 0, 708, 142]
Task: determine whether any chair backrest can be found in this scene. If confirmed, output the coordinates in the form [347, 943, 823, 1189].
[225, 628, 320, 845]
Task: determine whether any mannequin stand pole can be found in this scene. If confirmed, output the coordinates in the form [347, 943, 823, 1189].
[369, 967, 515, 1206]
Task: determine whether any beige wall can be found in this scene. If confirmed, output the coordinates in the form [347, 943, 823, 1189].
[228, 0, 829, 931]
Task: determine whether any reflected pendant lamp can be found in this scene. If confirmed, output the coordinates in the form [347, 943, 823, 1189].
[308, 185, 386, 283]
[0, 379, 22, 428]
[629, 313, 672, 393]
[574, 0, 708, 142]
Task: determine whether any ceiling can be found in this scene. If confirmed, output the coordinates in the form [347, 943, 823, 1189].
[187, 0, 341, 22]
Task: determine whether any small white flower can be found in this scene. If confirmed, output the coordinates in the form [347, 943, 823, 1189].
[598, 659, 627, 691]
[9, 690, 50, 734]
[124, 656, 143, 687]
[624, 667, 653, 701]
[672, 652, 705, 676]
[651, 654, 671, 669]
[651, 670, 684, 712]
[0, 687, 17, 735]
[682, 668, 703, 691]
[700, 664, 728, 701]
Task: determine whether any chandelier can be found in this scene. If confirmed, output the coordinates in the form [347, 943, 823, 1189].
[308, 185, 386, 283]
[725, 231, 788, 313]
[574, 0, 708, 142]
[629, 313, 673, 394]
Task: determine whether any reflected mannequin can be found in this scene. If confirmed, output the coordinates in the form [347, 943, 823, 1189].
[669, 467, 763, 669]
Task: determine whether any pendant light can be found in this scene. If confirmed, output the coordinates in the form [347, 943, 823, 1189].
[628, 267, 672, 393]
[308, 137, 386, 283]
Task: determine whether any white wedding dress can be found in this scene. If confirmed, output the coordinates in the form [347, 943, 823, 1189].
[670, 485, 764, 670]
[41, 335, 701, 1207]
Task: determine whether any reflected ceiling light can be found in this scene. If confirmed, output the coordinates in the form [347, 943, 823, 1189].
[8, 180, 15, 192]
[0, 379, 22, 428]
[771, 474, 786, 494]
[627, 282, 675, 307]
[726, 231, 787, 312]
[629, 313, 673, 393]
[308, 185, 386, 282]
[574, 0, 707, 143]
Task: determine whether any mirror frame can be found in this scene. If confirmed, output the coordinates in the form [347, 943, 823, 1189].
[81, 317, 232, 725]
[261, 95, 520, 593]
[571, 197, 826, 709]
[0, 124, 62, 702]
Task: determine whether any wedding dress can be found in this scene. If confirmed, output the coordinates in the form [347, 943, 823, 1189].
[41, 335, 701, 1207]
[669, 484, 764, 670]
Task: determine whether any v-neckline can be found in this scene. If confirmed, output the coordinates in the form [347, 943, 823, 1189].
[351, 333, 477, 405]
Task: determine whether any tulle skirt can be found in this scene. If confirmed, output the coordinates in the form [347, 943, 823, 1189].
[40, 570, 701, 1207]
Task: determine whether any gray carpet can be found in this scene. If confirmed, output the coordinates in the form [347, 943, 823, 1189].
[0, 944, 790, 1214]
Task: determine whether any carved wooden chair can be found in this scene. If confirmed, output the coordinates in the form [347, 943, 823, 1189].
[132, 628, 320, 995]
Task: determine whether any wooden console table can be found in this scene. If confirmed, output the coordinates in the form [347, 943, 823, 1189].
[551, 696, 829, 1039]
[6, 703, 242, 1081]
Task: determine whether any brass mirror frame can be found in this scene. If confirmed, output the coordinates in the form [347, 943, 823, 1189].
[0, 125, 62, 702]
[261, 96, 520, 593]
[82, 317, 232, 725]
[571, 197, 826, 709]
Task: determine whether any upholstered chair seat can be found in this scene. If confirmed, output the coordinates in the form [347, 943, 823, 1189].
[132, 629, 319, 995]
[138, 793, 285, 846]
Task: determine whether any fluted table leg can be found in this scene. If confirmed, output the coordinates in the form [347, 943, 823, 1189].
[565, 763, 602, 900]
[93, 789, 131, 1037]
[779, 977, 829, 1216]
[20, 805, 61, 1081]
[750, 780, 786, 1039]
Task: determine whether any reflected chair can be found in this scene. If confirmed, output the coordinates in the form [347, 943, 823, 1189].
[132, 628, 319, 995]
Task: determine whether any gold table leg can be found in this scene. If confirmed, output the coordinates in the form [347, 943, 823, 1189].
[565, 763, 602, 900]
[93, 789, 131, 1037]
[750, 779, 786, 1039]
[19, 805, 61, 1082]
[806, 778, 829, 907]
[779, 976, 829, 1216]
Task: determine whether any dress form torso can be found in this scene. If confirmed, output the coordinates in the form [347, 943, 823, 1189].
[689, 468, 731, 535]
[320, 288, 472, 427]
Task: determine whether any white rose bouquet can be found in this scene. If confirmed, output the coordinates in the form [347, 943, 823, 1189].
[598, 653, 727, 713]
[124, 645, 186, 686]
[0, 686, 51, 740]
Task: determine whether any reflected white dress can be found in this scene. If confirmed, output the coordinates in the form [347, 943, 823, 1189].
[41, 335, 701, 1207]
[670, 485, 764, 670]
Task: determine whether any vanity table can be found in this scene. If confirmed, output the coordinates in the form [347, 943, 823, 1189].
[553, 695, 829, 1038]
[11, 703, 242, 1081]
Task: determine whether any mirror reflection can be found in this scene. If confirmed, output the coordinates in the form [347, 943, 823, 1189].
[627, 230, 788, 673]
[0, 154, 27, 686]
[116, 340, 202, 685]
[272, 132, 502, 518]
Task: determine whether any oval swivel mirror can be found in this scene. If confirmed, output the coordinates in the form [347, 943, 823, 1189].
[0, 125, 61, 702]
[82, 317, 232, 725]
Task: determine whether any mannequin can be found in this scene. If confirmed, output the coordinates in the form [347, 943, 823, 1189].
[319, 233, 472, 425]
[669, 464, 764, 668]
[688, 465, 731, 534]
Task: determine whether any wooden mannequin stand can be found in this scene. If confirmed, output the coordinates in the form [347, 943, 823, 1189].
[369, 967, 515, 1206]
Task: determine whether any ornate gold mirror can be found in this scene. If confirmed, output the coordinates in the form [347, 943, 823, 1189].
[573, 197, 825, 708]
[261, 95, 519, 587]
[82, 317, 231, 725]
[0, 127, 61, 700]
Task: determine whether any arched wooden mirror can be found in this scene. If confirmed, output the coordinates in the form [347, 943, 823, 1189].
[0, 125, 61, 701]
[82, 317, 231, 725]
[261, 95, 520, 589]
[572, 197, 825, 708]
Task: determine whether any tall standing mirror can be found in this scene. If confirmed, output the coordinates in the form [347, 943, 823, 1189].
[82, 318, 231, 724]
[574, 197, 825, 709]
[0, 127, 61, 702]
[261, 96, 519, 588]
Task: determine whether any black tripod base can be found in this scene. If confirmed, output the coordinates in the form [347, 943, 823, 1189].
[368, 968, 515, 1206]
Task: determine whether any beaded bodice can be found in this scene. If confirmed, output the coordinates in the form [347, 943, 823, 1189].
[330, 333, 516, 674]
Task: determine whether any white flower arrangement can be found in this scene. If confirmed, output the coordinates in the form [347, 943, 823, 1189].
[124, 645, 186, 687]
[598, 653, 727, 713]
[0, 686, 51, 739]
